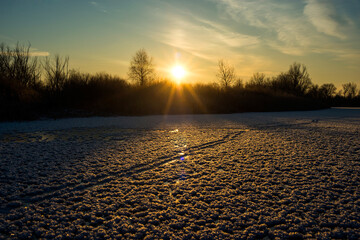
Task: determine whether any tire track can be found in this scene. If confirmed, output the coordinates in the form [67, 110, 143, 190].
[0, 129, 248, 214]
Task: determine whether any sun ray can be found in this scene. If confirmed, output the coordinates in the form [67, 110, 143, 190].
[163, 83, 177, 115]
[183, 84, 208, 114]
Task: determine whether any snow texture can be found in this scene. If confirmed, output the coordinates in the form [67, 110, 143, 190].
[0, 108, 359, 239]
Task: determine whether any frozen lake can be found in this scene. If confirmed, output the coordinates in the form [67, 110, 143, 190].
[1, 108, 359, 239]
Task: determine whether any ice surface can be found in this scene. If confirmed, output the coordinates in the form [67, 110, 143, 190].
[1, 108, 359, 134]
[0, 108, 359, 239]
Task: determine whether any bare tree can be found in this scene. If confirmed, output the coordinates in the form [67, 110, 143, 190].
[0, 43, 11, 79]
[246, 72, 268, 88]
[128, 49, 155, 86]
[217, 59, 235, 88]
[271, 62, 312, 95]
[342, 82, 358, 98]
[234, 77, 244, 89]
[319, 83, 336, 98]
[287, 62, 312, 95]
[0, 42, 40, 87]
[43, 54, 69, 92]
[307, 84, 320, 98]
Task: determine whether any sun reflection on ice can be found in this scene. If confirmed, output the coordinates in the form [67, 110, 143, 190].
[169, 128, 189, 181]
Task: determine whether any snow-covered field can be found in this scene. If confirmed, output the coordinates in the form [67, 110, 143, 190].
[0, 108, 359, 239]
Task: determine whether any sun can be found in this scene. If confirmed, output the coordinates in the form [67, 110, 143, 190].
[171, 65, 186, 82]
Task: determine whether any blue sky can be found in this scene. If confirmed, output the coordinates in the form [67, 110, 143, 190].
[1, 0, 359, 86]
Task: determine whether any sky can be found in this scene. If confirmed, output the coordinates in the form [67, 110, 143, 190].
[1, 0, 359, 87]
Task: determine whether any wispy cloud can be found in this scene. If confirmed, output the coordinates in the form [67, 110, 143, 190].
[312, 47, 360, 63]
[89, 1, 107, 13]
[0, 37, 50, 57]
[29, 51, 50, 57]
[216, 0, 268, 28]
[0, 45, 50, 57]
[191, 16, 259, 48]
[153, 25, 270, 80]
[215, 0, 359, 63]
[146, 0, 359, 80]
[150, 10, 259, 64]
[0, 51, 49, 57]
[90, 1, 98, 7]
[304, 0, 346, 39]
[141, 2, 278, 78]
[215, 0, 314, 55]
[29, 47, 50, 57]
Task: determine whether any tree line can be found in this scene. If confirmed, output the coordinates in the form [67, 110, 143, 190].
[0, 43, 359, 121]
[127, 49, 359, 100]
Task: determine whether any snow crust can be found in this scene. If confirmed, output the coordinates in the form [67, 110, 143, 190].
[0, 108, 359, 239]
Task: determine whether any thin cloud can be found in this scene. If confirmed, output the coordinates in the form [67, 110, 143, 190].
[89, 1, 107, 13]
[0, 40, 50, 57]
[29, 47, 50, 56]
[29, 51, 50, 57]
[215, 0, 358, 61]
[304, 0, 346, 39]
[313, 47, 360, 63]
[150, 12, 259, 64]
[191, 16, 259, 48]
[155, 27, 271, 80]
[215, 0, 314, 55]
[145, 2, 277, 79]
[150, 0, 358, 79]
[0, 49, 50, 57]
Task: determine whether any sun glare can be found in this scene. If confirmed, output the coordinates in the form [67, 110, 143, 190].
[171, 65, 186, 82]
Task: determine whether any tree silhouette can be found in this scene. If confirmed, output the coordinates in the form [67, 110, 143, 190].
[0, 42, 40, 87]
[319, 83, 336, 99]
[128, 49, 155, 86]
[43, 54, 69, 92]
[217, 59, 235, 89]
[246, 72, 268, 88]
[287, 62, 312, 95]
[342, 82, 358, 98]
[272, 62, 312, 96]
